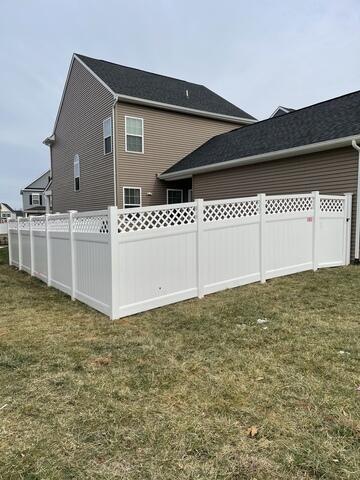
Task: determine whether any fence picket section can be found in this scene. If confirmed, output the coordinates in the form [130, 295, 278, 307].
[7, 192, 351, 320]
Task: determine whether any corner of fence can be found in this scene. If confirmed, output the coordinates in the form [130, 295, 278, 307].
[344, 192, 353, 265]
[108, 206, 119, 320]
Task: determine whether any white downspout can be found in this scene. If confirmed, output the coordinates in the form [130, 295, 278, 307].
[112, 95, 119, 206]
[351, 140, 360, 262]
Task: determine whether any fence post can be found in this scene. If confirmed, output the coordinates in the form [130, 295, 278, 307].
[258, 193, 266, 283]
[196, 198, 204, 298]
[108, 206, 119, 320]
[29, 216, 34, 276]
[7, 218, 12, 266]
[68, 211, 77, 300]
[17, 217, 22, 270]
[344, 193, 353, 265]
[312, 191, 320, 271]
[45, 214, 51, 286]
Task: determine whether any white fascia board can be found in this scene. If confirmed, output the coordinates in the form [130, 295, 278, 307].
[159, 134, 360, 180]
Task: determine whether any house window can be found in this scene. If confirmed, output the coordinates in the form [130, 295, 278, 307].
[167, 189, 183, 204]
[32, 193, 40, 205]
[125, 116, 144, 153]
[74, 154, 80, 191]
[103, 117, 112, 154]
[188, 189, 193, 202]
[123, 187, 141, 208]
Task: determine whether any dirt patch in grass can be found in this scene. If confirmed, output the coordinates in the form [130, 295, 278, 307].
[0, 247, 359, 479]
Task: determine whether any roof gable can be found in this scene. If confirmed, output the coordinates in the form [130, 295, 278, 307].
[270, 106, 295, 117]
[75, 54, 256, 121]
[23, 170, 51, 190]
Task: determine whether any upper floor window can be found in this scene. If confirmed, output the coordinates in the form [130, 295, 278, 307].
[103, 117, 112, 154]
[74, 154, 80, 191]
[29, 193, 42, 206]
[123, 187, 141, 208]
[125, 116, 144, 153]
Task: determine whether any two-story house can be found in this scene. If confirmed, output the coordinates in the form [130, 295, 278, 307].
[20, 170, 52, 216]
[43, 54, 256, 212]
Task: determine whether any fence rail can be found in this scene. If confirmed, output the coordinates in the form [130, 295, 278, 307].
[7, 191, 352, 319]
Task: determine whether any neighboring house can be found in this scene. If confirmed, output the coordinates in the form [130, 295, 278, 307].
[21, 170, 52, 216]
[0, 203, 16, 220]
[270, 106, 295, 117]
[43, 54, 256, 212]
[160, 90, 360, 260]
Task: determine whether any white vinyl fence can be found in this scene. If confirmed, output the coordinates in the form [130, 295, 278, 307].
[7, 191, 352, 320]
[0, 220, 8, 235]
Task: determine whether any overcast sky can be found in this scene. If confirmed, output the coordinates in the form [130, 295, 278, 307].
[1, 0, 359, 208]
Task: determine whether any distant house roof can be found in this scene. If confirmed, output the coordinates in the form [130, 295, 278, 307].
[270, 106, 295, 117]
[75, 54, 256, 122]
[161, 89, 360, 179]
[22, 170, 51, 192]
[0, 203, 15, 212]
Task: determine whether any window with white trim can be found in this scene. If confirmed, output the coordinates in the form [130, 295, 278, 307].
[32, 193, 40, 205]
[103, 117, 112, 154]
[74, 154, 80, 191]
[123, 187, 141, 208]
[167, 189, 183, 204]
[125, 116, 144, 153]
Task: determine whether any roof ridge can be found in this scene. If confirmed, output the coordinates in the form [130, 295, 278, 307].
[75, 53, 204, 88]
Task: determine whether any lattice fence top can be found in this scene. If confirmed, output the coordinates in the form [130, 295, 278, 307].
[204, 199, 259, 222]
[18, 219, 30, 231]
[320, 198, 344, 213]
[32, 217, 46, 231]
[73, 214, 109, 234]
[266, 196, 313, 215]
[8, 220, 18, 230]
[48, 216, 70, 232]
[118, 205, 196, 233]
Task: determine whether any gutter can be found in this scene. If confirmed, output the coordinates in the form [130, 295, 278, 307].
[159, 133, 360, 181]
[351, 140, 360, 262]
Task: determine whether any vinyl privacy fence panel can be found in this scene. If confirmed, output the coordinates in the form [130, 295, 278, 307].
[7, 192, 352, 320]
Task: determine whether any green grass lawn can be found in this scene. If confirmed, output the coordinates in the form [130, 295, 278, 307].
[0, 247, 359, 479]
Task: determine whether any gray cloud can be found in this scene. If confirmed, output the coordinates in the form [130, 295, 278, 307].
[1, 0, 359, 208]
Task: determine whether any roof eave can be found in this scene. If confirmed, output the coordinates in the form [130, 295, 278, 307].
[160, 133, 360, 180]
[115, 93, 257, 125]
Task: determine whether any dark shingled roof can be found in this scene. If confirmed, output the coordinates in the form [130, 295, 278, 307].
[164, 89, 360, 175]
[76, 54, 255, 120]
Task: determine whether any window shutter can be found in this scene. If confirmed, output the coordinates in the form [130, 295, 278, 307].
[29, 194, 32, 205]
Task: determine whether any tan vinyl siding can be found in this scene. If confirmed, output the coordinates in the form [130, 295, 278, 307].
[51, 58, 114, 212]
[193, 146, 358, 257]
[115, 103, 239, 208]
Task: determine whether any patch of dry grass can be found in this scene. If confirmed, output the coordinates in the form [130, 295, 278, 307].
[0, 247, 359, 479]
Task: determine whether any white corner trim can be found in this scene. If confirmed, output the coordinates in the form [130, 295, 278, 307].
[159, 134, 360, 181]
